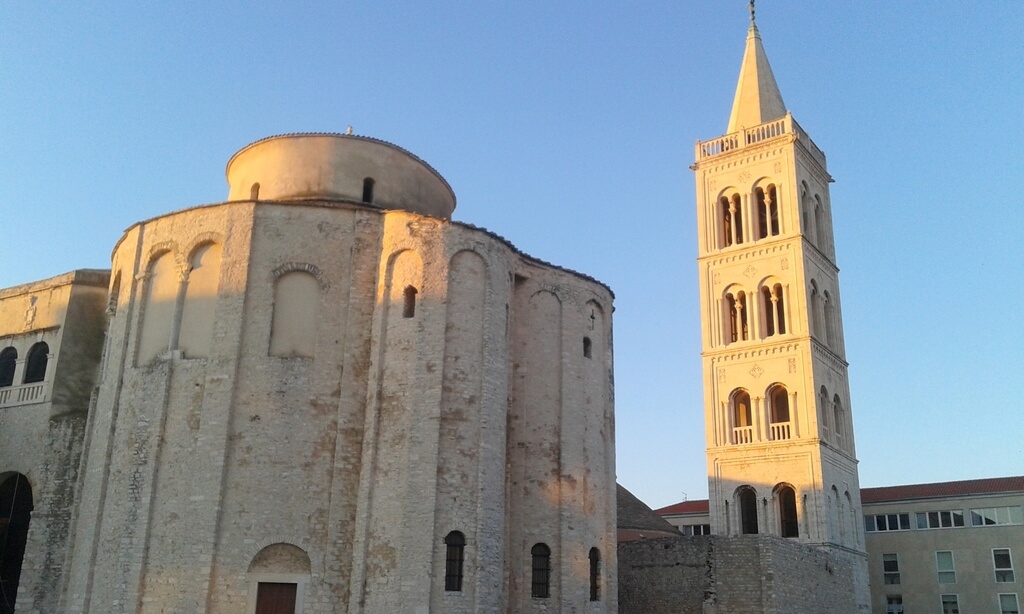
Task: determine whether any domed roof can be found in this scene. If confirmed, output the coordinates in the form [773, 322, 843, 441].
[226, 132, 456, 219]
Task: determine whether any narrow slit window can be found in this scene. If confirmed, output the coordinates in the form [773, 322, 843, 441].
[403, 286, 417, 318]
[362, 177, 375, 203]
[583, 337, 592, 358]
[531, 543, 551, 598]
[589, 547, 601, 601]
[444, 531, 465, 592]
[250, 182, 260, 200]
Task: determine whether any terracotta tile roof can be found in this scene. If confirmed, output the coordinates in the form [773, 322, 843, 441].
[654, 499, 710, 515]
[862, 476, 1024, 504]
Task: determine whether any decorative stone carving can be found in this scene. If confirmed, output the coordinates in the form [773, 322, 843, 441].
[749, 364, 764, 378]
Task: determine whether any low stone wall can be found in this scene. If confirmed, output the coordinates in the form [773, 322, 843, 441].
[618, 535, 858, 613]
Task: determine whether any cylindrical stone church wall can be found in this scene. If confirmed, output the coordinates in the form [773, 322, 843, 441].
[65, 134, 615, 614]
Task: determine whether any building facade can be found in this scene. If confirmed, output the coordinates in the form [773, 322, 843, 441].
[0, 270, 109, 614]
[862, 477, 1024, 614]
[1, 133, 618, 613]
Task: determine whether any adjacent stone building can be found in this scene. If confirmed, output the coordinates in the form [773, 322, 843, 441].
[2, 133, 617, 613]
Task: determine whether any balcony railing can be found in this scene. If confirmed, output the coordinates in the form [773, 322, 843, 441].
[695, 112, 827, 168]
[732, 426, 754, 445]
[770, 422, 791, 441]
[0, 382, 47, 408]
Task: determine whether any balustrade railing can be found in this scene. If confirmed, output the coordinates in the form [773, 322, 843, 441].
[695, 113, 827, 168]
[0, 382, 47, 408]
[770, 422, 792, 441]
[733, 426, 754, 445]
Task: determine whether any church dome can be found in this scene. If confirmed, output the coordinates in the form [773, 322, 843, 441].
[225, 132, 457, 219]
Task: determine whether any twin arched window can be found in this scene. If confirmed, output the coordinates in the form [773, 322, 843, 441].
[138, 243, 222, 364]
[735, 484, 799, 538]
[723, 283, 788, 345]
[718, 183, 781, 248]
[819, 385, 849, 451]
[0, 343, 49, 387]
[729, 385, 792, 444]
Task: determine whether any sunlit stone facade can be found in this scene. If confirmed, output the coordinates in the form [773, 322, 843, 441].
[693, 18, 870, 611]
[0, 133, 617, 613]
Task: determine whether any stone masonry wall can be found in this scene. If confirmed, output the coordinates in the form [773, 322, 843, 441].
[618, 535, 856, 614]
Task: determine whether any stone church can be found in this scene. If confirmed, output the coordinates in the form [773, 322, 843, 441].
[1, 7, 870, 614]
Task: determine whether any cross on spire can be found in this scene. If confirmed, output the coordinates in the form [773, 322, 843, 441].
[749, 0, 756, 26]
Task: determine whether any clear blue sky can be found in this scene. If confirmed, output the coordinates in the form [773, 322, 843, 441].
[2, 2, 1022, 509]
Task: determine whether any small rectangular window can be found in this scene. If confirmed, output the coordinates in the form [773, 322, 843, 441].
[936, 550, 956, 584]
[883, 553, 900, 585]
[995, 548, 1016, 583]
[1000, 593, 1020, 614]
[940, 594, 960, 614]
[886, 595, 904, 614]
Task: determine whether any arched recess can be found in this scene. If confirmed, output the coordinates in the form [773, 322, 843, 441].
[819, 385, 830, 441]
[269, 271, 321, 358]
[767, 384, 790, 440]
[774, 483, 799, 538]
[808, 280, 820, 339]
[0, 348, 17, 388]
[814, 195, 827, 252]
[0, 473, 33, 614]
[823, 290, 836, 349]
[247, 543, 311, 614]
[800, 182, 814, 243]
[736, 486, 758, 535]
[755, 182, 780, 240]
[833, 394, 845, 450]
[730, 389, 753, 444]
[178, 242, 222, 359]
[138, 250, 178, 364]
[845, 490, 857, 547]
[831, 485, 844, 543]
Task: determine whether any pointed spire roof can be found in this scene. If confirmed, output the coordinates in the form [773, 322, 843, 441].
[726, 8, 787, 134]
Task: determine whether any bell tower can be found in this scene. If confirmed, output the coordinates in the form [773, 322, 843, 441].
[692, 5, 868, 588]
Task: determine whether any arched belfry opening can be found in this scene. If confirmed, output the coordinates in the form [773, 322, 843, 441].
[0, 473, 33, 614]
[776, 484, 799, 538]
[737, 486, 758, 535]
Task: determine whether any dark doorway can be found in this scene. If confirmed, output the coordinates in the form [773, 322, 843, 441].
[739, 487, 758, 535]
[254, 582, 296, 614]
[0, 474, 33, 614]
[778, 486, 799, 538]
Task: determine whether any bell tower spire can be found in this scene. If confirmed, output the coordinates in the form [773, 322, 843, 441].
[692, 8, 871, 610]
[726, 1, 787, 134]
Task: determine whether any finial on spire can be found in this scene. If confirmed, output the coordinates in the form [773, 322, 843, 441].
[749, 0, 756, 26]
